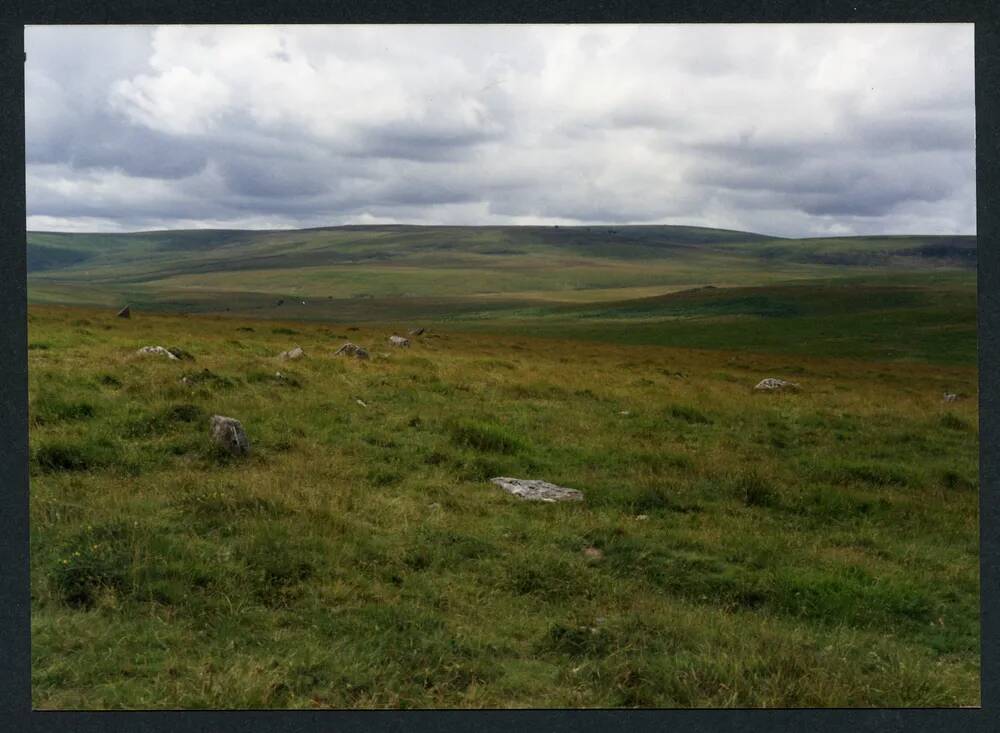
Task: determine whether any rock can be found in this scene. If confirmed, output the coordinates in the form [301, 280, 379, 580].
[582, 546, 604, 561]
[167, 347, 195, 361]
[334, 342, 369, 359]
[943, 393, 960, 403]
[209, 415, 250, 456]
[279, 346, 305, 360]
[490, 477, 584, 503]
[388, 335, 410, 347]
[116, 305, 131, 319]
[356, 399, 368, 408]
[137, 346, 179, 360]
[635, 514, 649, 521]
[754, 377, 800, 392]
[408, 327, 426, 336]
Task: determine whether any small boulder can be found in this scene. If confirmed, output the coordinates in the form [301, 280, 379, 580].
[490, 477, 584, 503]
[409, 327, 426, 336]
[754, 377, 800, 392]
[209, 415, 251, 456]
[334, 342, 369, 360]
[279, 346, 305, 360]
[167, 347, 195, 361]
[388, 335, 410, 347]
[943, 393, 960, 403]
[137, 346, 178, 360]
[116, 305, 131, 319]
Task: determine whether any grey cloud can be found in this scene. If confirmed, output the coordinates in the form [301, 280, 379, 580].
[24, 25, 976, 236]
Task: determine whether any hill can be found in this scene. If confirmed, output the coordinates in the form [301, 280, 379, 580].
[26, 225, 977, 366]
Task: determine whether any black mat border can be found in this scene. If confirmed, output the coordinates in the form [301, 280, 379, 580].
[1, 2, 997, 731]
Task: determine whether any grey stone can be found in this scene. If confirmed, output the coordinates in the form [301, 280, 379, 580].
[389, 335, 410, 347]
[137, 345, 179, 360]
[116, 305, 130, 318]
[943, 393, 960, 403]
[409, 327, 426, 336]
[209, 415, 251, 456]
[334, 342, 369, 359]
[754, 377, 800, 392]
[490, 477, 584, 503]
[280, 346, 305, 360]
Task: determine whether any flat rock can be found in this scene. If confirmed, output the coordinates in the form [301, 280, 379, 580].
[334, 342, 369, 359]
[116, 305, 131, 319]
[280, 346, 305, 360]
[209, 415, 251, 456]
[137, 345, 179, 360]
[754, 377, 800, 392]
[388, 335, 410, 347]
[490, 477, 584, 503]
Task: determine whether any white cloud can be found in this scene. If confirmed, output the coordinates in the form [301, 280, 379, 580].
[25, 23, 975, 235]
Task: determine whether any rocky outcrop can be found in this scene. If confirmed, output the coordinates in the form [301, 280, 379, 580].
[490, 477, 584, 503]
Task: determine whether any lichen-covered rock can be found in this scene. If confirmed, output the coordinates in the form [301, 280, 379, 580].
[388, 335, 410, 347]
[279, 346, 305, 360]
[137, 346, 179, 360]
[753, 377, 800, 392]
[490, 477, 584, 503]
[209, 415, 251, 456]
[334, 342, 369, 359]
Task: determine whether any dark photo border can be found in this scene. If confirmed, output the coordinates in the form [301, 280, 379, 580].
[1, 2, 997, 731]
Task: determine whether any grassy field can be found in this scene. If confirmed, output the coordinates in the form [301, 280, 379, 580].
[27, 225, 979, 708]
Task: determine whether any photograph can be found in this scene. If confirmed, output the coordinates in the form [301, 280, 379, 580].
[24, 23, 978, 709]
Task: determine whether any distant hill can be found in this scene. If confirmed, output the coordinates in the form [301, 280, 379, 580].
[26, 225, 976, 320]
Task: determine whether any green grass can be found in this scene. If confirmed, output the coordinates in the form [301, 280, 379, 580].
[28, 293, 979, 708]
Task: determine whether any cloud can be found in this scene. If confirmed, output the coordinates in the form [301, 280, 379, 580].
[24, 24, 975, 236]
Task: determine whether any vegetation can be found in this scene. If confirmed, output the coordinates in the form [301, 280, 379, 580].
[27, 225, 978, 708]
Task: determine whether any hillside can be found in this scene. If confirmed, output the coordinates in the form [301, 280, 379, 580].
[26, 225, 974, 302]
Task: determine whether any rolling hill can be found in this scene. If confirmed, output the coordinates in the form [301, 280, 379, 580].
[26, 225, 977, 364]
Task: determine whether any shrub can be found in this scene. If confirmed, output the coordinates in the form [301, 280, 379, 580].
[448, 418, 523, 454]
[49, 521, 134, 607]
[735, 470, 778, 508]
[32, 395, 96, 425]
[940, 413, 971, 431]
[34, 440, 115, 473]
[667, 404, 712, 424]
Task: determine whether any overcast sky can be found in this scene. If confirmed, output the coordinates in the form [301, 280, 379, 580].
[25, 24, 975, 237]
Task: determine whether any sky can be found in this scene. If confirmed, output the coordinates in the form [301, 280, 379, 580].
[24, 24, 976, 237]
